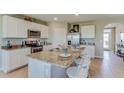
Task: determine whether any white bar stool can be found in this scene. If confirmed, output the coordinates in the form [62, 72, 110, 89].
[74, 54, 91, 66]
[66, 66, 88, 78]
[66, 58, 91, 78]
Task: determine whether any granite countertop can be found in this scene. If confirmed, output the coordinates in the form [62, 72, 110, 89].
[44, 43, 52, 45]
[28, 47, 85, 68]
[1, 45, 30, 51]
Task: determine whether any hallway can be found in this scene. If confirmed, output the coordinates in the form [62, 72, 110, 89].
[90, 51, 124, 78]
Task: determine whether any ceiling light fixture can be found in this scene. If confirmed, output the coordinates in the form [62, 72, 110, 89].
[54, 17, 58, 21]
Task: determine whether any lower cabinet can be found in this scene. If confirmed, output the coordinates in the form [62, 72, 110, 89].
[28, 57, 67, 78]
[81, 45, 95, 58]
[1, 48, 31, 73]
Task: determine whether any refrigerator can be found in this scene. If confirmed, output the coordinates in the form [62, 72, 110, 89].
[67, 33, 80, 46]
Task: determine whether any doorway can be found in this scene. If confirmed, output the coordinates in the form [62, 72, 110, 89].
[103, 28, 112, 51]
[103, 23, 118, 55]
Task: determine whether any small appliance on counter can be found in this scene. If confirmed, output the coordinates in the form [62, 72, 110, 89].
[25, 40, 43, 53]
[80, 40, 95, 46]
[68, 41, 71, 45]
[21, 41, 25, 47]
[7, 40, 12, 48]
[80, 40, 86, 45]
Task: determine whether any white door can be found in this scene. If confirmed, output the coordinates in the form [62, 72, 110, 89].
[103, 29, 111, 50]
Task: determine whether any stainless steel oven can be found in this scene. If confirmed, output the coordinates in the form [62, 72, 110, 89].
[31, 46, 43, 53]
[28, 30, 41, 38]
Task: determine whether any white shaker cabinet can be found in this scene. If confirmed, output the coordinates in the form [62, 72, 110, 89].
[28, 22, 42, 31]
[80, 45, 95, 58]
[81, 25, 95, 38]
[1, 48, 31, 73]
[19, 48, 31, 66]
[2, 15, 28, 38]
[28, 57, 67, 78]
[2, 16, 18, 38]
[17, 19, 28, 38]
[2, 15, 49, 38]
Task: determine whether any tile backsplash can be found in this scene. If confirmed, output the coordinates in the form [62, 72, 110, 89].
[1, 38, 48, 46]
[2, 38, 23, 46]
[80, 38, 95, 45]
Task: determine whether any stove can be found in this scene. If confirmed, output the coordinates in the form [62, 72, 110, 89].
[31, 46, 43, 53]
[24, 40, 43, 53]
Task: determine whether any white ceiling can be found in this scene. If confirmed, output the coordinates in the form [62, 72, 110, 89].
[25, 14, 124, 23]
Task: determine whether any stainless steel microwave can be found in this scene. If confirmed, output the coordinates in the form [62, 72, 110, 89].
[28, 30, 41, 38]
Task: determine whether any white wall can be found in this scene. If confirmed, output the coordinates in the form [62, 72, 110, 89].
[48, 22, 67, 48]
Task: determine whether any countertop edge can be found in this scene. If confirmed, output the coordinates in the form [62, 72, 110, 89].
[28, 55, 70, 68]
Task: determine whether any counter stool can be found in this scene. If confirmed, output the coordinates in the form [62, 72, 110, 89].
[66, 58, 91, 78]
[74, 55, 91, 66]
[66, 66, 88, 78]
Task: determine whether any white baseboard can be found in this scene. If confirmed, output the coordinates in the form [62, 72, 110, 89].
[95, 56, 103, 59]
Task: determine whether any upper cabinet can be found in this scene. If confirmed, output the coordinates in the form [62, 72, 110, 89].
[2, 15, 48, 38]
[17, 18, 28, 38]
[81, 25, 95, 38]
[2, 16, 27, 38]
[28, 21, 42, 31]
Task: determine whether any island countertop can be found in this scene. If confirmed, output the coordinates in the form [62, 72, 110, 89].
[28, 47, 85, 68]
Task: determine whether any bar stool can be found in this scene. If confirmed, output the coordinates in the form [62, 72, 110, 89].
[66, 58, 91, 78]
[74, 54, 91, 66]
[66, 66, 88, 78]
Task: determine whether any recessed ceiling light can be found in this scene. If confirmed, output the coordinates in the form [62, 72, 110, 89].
[75, 14, 79, 16]
[54, 17, 58, 21]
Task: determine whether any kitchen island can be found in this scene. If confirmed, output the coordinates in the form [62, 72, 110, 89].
[28, 47, 85, 78]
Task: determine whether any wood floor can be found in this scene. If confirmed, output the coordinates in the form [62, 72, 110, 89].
[0, 51, 124, 78]
[89, 51, 124, 78]
[0, 66, 28, 78]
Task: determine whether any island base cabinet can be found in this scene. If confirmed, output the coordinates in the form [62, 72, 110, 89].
[80, 45, 95, 59]
[28, 58, 51, 78]
[28, 57, 67, 78]
[51, 65, 66, 78]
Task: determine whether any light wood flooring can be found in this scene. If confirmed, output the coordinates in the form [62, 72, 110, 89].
[89, 51, 124, 78]
[0, 66, 28, 78]
[0, 51, 124, 78]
